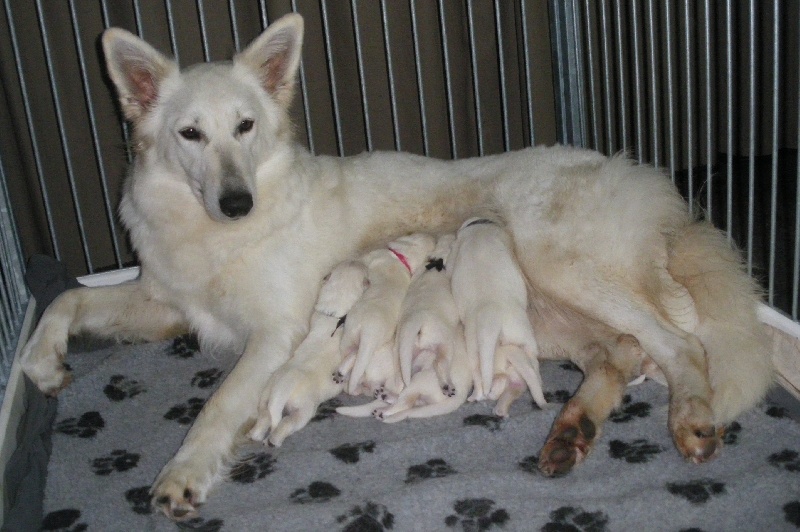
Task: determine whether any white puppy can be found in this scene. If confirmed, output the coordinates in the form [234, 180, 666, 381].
[335, 232, 435, 395]
[334, 340, 404, 417]
[395, 234, 459, 394]
[248, 260, 368, 447]
[448, 217, 547, 407]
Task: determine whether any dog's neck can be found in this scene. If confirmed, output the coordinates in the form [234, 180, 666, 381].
[388, 248, 412, 275]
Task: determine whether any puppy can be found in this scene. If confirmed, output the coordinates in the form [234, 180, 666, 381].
[335, 232, 435, 395]
[448, 217, 547, 407]
[395, 234, 459, 393]
[248, 260, 368, 447]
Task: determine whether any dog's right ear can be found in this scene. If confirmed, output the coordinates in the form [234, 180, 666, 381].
[102, 28, 177, 123]
[234, 13, 304, 108]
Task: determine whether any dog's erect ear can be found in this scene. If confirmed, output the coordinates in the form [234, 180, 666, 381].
[235, 13, 304, 108]
[102, 28, 177, 122]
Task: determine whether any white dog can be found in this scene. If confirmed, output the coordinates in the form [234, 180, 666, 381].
[448, 217, 548, 408]
[335, 233, 435, 395]
[395, 234, 459, 393]
[20, 14, 772, 520]
[247, 260, 368, 447]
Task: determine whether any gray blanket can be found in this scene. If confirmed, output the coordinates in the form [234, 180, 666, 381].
[42, 336, 800, 531]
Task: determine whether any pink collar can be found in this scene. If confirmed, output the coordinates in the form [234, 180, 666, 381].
[388, 248, 412, 275]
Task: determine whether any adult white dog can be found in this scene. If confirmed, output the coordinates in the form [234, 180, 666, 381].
[19, 13, 772, 520]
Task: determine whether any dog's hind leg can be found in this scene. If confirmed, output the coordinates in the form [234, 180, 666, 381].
[21, 280, 189, 395]
[538, 335, 643, 477]
[267, 403, 315, 447]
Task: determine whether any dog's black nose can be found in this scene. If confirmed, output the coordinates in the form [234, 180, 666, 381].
[219, 190, 253, 218]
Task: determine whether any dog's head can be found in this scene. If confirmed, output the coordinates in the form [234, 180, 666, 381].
[102, 14, 304, 222]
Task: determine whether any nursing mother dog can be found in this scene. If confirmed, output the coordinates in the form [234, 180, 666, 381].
[19, 13, 772, 521]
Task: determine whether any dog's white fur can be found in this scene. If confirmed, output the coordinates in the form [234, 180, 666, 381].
[448, 217, 547, 407]
[247, 260, 368, 447]
[395, 234, 459, 392]
[19, 14, 773, 520]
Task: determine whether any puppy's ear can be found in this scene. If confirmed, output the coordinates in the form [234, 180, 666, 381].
[102, 28, 177, 123]
[234, 13, 304, 108]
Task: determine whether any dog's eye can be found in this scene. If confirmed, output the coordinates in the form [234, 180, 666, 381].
[237, 119, 254, 134]
[179, 127, 203, 141]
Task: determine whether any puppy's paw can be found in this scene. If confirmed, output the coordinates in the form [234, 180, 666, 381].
[442, 384, 456, 397]
[151, 459, 217, 521]
[538, 402, 598, 477]
[332, 371, 345, 384]
[670, 396, 720, 464]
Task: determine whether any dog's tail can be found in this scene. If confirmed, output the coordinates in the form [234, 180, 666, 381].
[667, 221, 773, 424]
[336, 399, 387, 417]
[396, 317, 423, 386]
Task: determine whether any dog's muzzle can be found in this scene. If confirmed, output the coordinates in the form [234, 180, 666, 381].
[219, 190, 253, 219]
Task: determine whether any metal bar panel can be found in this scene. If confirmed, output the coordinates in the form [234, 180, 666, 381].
[165, 0, 181, 63]
[599, 0, 613, 152]
[466, 0, 484, 156]
[321, 0, 344, 156]
[768, 0, 780, 305]
[665, 0, 676, 182]
[0, 156, 27, 314]
[259, 0, 269, 29]
[197, 0, 211, 62]
[583, 0, 599, 148]
[613, 0, 627, 152]
[684, 0, 694, 215]
[494, 0, 510, 152]
[704, 0, 712, 219]
[409, 0, 429, 156]
[291, 0, 315, 154]
[631, 0, 644, 162]
[794, 13, 800, 319]
[520, 0, 535, 146]
[99, 0, 133, 165]
[351, 0, 373, 151]
[132, 0, 144, 37]
[229, 0, 241, 51]
[726, 0, 733, 243]
[747, 0, 756, 275]
[646, 0, 660, 167]
[571, 0, 588, 149]
[436, 0, 457, 157]
[380, 0, 401, 151]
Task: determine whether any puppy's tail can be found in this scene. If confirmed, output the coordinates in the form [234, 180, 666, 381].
[667, 221, 773, 424]
[397, 317, 423, 386]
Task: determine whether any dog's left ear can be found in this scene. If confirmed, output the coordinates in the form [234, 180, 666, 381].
[235, 13, 304, 108]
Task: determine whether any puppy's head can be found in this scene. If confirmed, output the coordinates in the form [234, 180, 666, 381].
[317, 261, 369, 316]
[387, 233, 436, 275]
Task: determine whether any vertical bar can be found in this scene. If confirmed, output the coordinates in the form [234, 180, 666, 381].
[229, 0, 241, 52]
[197, 0, 211, 62]
[704, 0, 713, 219]
[0, 156, 27, 314]
[768, 0, 780, 305]
[571, 0, 588, 147]
[165, 0, 180, 63]
[746, 0, 756, 275]
[466, 0, 484, 155]
[437, 0, 457, 158]
[321, 0, 344, 156]
[259, 0, 269, 29]
[99, 0, 133, 165]
[631, 0, 644, 162]
[549, 0, 585, 146]
[520, 0, 536, 146]
[380, 0, 401, 151]
[794, 13, 800, 319]
[583, 0, 599, 148]
[69, 0, 123, 268]
[685, 0, 694, 215]
[646, 0, 660, 167]
[613, 0, 627, 152]
[350, 0, 373, 151]
[494, 0, 510, 152]
[291, 0, 315, 154]
[665, 0, 676, 182]
[550, 0, 569, 143]
[409, 0, 429, 156]
[3, 0, 60, 260]
[132, 0, 144, 37]
[599, 0, 613, 153]
[726, 0, 733, 243]
[35, 0, 93, 271]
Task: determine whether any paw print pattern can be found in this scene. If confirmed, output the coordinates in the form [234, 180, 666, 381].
[768, 449, 800, 472]
[103, 375, 145, 401]
[330, 440, 376, 464]
[312, 397, 343, 422]
[405, 458, 457, 483]
[542, 390, 572, 405]
[765, 404, 788, 418]
[463, 414, 504, 432]
[164, 397, 206, 424]
[336, 501, 394, 531]
[608, 439, 663, 464]
[92, 449, 140, 475]
[666, 479, 726, 504]
[721, 421, 742, 445]
[609, 394, 651, 423]
[784, 501, 800, 528]
[191, 368, 224, 389]
[175, 517, 225, 531]
[169, 334, 200, 358]
[542, 506, 609, 532]
[55, 411, 105, 438]
[125, 486, 152, 515]
[290, 481, 341, 503]
[518, 455, 538, 474]
[228, 452, 276, 483]
[444, 498, 510, 530]
[41, 508, 88, 531]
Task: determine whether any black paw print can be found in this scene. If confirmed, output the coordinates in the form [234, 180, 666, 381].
[405, 458, 457, 484]
[312, 397, 343, 422]
[518, 455, 538, 474]
[330, 440, 376, 464]
[191, 368, 224, 389]
[542, 506, 609, 532]
[721, 421, 741, 445]
[666, 479, 726, 504]
[290, 481, 341, 503]
[445, 498, 510, 530]
[785, 500, 800, 528]
[124, 486, 152, 515]
[55, 411, 105, 438]
[175, 517, 224, 531]
[542, 390, 572, 405]
[164, 397, 206, 424]
[92, 449, 140, 476]
[104, 374, 145, 401]
[41, 508, 87, 531]
[169, 334, 200, 358]
[765, 404, 788, 418]
[463, 414, 504, 432]
[229, 452, 276, 483]
[609, 394, 651, 423]
[336, 501, 394, 531]
[608, 439, 663, 464]
[768, 449, 800, 472]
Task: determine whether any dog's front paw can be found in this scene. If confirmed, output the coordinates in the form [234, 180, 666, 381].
[670, 396, 720, 464]
[151, 461, 215, 521]
[20, 320, 73, 396]
[538, 402, 598, 477]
